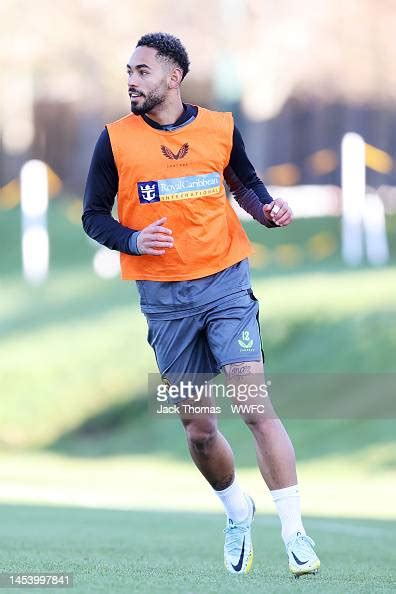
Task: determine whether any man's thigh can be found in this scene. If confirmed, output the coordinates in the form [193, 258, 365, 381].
[146, 314, 220, 385]
[204, 290, 264, 369]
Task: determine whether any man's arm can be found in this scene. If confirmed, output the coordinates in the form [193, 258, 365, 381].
[224, 126, 292, 228]
[82, 128, 141, 254]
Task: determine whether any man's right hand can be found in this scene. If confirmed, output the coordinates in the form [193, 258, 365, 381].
[136, 217, 174, 255]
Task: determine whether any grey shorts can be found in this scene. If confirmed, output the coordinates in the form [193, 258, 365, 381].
[146, 289, 264, 383]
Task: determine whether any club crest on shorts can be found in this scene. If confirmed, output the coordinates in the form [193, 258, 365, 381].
[238, 330, 254, 351]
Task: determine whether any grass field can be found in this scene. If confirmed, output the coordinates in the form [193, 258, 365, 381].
[1, 198, 396, 592]
[1, 505, 395, 593]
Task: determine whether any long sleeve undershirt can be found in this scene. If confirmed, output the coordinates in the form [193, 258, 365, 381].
[82, 104, 275, 256]
[82, 104, 277, 317]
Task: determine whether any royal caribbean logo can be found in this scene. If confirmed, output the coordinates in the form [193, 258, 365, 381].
[137, 181, 160, 203]
[137, 172, 221, 204]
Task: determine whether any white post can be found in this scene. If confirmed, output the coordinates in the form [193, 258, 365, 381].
[341, 133, 365, 266]
[93, 246, 120, 279]
[20, 160, 49, 284]
[363, 193, 389, 266]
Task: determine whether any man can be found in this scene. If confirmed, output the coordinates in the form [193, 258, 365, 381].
[82, 32, 320, 577]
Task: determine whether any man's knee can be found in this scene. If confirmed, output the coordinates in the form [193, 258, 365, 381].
[243, 415, 274, 433]
[182, 419, 218, 455]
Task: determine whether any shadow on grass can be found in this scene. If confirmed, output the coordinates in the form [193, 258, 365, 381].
[46, 387, 396, 472]
[45, 308, 396, 466]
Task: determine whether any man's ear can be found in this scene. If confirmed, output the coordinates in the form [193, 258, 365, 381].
[168, 67, 183, 89]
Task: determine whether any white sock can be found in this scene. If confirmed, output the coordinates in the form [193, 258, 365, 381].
[271, 484, 306, 544]
[214, 478, 249, 523]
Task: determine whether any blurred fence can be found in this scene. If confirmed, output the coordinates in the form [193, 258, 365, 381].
[2, 98, 396, 197]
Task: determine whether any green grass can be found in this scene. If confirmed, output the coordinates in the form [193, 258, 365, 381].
[1, 199, 395, 466]
[0, 445, 395, 519]
[1, 264, 395, 448]
[1, 505, 395, 593]
[1, 199, 396, 593]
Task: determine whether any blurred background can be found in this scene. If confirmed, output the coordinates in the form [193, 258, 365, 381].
[0, 1, 395, 591]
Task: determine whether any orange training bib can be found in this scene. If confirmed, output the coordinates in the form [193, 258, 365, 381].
[107, 106, 253, 281]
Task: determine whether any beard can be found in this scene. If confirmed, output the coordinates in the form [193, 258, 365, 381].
[130, 88, 166, 115]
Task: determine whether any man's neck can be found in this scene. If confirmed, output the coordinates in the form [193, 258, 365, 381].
[143, 104, 197, 131]
[144, 99, 185, 127]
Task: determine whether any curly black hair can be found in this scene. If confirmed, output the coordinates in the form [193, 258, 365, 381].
[136, 32, 190, 80]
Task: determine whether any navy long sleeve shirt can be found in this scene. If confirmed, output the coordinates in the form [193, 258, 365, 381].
[82, 104, 276, 318]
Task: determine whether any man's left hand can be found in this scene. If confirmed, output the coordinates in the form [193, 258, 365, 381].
[263, 199, 293, 227]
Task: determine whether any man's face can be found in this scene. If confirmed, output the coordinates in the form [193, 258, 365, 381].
[127, 46, 170, 115]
